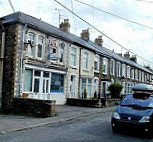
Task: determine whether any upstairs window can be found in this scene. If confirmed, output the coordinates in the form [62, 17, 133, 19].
[122, 64, 126, 77]
[70, 47, 77, 66]
[103, 58, 108, 74]
[142, 72, 144, 82]
[83, 51, 89, 70]
[27, 33, 35, 57]
[132, 69, 135, 80]
[135, 69, 138, 81]
[110, 59, 115, 75]
[94, 61, 98, 71]
[127, 66, 131, 79]
[116, 62, 121, 77]
[37, 36, 44, 58]
[59, 42, 65, 63]
[139, 70, 141, 82]
[94, 55, 99, 72]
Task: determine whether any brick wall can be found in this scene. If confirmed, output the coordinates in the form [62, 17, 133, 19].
[13, 98, 56, 117]
[2, 24, 18, 112]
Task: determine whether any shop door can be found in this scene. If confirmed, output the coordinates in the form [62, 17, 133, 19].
[42, 78, 49, 100]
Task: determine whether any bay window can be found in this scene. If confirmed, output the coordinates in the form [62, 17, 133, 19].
[23, 69, 33, 92]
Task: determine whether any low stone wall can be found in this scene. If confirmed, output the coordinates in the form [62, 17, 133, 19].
[67, 98, 102, 108]
[103, 98, 121, 107]
[13, 98, 56, 117]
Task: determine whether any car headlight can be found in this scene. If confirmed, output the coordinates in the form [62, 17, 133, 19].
[112, 112, 121, 120]
[139, 116, 150, 123]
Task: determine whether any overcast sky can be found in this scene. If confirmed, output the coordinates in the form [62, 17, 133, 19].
[1, 0, 153, 67]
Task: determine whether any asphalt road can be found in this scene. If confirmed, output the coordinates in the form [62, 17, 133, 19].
[0, 111, 153, 142]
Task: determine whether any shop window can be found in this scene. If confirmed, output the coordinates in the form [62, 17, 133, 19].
[23, 69, 32, 92]
[34, 78, 40, 93]
[50, 73, 64, 93]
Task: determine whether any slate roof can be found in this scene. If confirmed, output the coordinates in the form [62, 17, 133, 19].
[1, 12, 153, 74]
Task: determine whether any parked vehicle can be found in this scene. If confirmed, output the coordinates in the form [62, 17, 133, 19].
[111, 84, 153, 137]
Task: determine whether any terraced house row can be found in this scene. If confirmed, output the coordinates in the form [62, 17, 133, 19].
[0, 12, 153, 110]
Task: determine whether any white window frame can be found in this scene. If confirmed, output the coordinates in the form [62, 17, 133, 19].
[83, 51, 89, 70]
[70, 46, 77, 67]
[36, 35, 44, 59]
[103, 58, 108, 75]
[94, 55, 99, 72]
[127, 66, 131, 79]
[131, 69, 134, 80]
[139, 70, 141, 82]
[142, 71, 144, 82]
[27, 32, 35, 57]
[110, 59, 115, 75]
[116, 62, 121, 77]
[122, 64, 126, 77]
[135, 69, 138, 81]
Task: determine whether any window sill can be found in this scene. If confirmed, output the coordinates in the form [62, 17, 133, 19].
[70, 65, 78, 69]
[83, 69, 89, 72]
[94, 70, 99, 73]
[103, 73, 108, 75]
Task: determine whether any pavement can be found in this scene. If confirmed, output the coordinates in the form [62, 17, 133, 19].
[0, 105, 116, 134]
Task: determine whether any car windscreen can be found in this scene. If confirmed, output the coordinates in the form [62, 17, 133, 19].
[120, 93, 153, 108]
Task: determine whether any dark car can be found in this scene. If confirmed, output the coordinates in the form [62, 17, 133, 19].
[111, 84, 153, 137]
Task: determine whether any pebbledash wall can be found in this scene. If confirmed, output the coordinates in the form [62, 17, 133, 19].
[0, 12, 153, 111]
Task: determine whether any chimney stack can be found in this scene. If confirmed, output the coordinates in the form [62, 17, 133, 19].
[80, 29, 90, 41]
[95, 36, 103, 47]
[60, 19, 71, 32]
[130, 55, 137, 63]
[124, 52, 130, 59]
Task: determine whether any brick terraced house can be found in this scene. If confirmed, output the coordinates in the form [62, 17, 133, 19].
[0, 12, 153, 111]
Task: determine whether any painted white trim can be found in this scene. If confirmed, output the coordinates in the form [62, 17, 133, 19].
[25, 64, 66, 74]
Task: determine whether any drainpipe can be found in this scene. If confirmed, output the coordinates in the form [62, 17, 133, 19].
[0, 19, 5, 109]
[78, 47, 83, 98]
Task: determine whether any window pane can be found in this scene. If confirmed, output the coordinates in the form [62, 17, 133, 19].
[51, 73, 64, 93]
[43, 72, 49, 78]
[23, 69, 32, 92]
[35, 70, 41, 76]
[38, 44, 42, 58]
[34, 78, 40, 93]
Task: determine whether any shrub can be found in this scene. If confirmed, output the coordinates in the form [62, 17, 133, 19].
[109, 83, 123, 98]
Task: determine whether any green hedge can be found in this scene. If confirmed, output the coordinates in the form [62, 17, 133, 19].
[109, 83, 123, 98]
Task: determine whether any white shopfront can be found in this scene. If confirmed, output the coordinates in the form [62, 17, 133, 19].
[23, 64, 66, 104]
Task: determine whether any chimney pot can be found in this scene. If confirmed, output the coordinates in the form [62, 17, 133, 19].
[80, 28, 90, 41]
[60, 19, 71, 32]
[95, 35, 103, 47]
